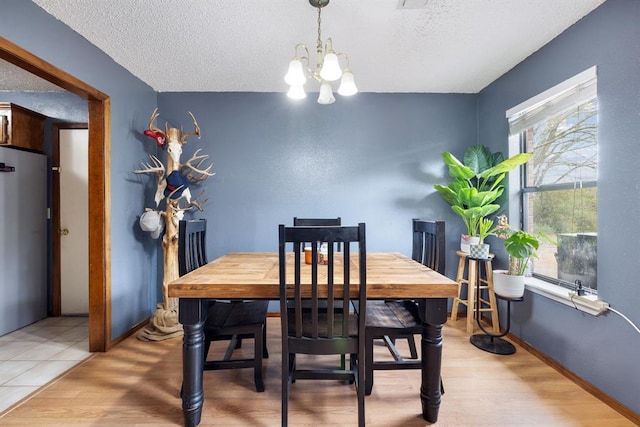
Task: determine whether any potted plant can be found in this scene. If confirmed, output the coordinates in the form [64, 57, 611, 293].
[469, 217, 497, 259]
[434, 145, 531, 252]
[492, 215, 551, 298]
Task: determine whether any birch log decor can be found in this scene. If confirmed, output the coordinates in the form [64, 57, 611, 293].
[134, 108, 214, 340]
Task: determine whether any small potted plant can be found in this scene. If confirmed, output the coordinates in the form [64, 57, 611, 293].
[493, 215, 550, 298]
[469, 217, 496, 259]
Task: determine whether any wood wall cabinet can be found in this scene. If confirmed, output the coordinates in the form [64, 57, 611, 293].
[0, 102, 46, 152]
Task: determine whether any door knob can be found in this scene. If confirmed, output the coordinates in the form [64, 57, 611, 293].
[60, 227, 70, 236]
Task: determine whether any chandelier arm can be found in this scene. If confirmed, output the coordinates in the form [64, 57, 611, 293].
[336, 52, 351, 69]
[298, 53, 317, 80]
[294, 43, 311, 62]
[324, 37, 334, 54]
[310, 71, 322, 83]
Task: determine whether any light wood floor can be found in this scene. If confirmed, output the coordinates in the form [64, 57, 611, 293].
[0, 317, 635, 426]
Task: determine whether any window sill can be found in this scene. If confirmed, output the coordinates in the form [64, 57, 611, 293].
[525, 277, 609, 316]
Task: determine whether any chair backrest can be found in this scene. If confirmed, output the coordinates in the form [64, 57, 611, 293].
[278, 223, 366, 342]
[293, 217, 342, 251]
[411, 219, 445, 274]
[178, 219, 208, 276]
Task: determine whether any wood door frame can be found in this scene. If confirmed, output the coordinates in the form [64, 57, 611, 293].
[52, 123, 89, 317]
[0, 36, 111, 352]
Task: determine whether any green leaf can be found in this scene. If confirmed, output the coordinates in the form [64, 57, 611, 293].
[503, 230, 539, 259]
[433, 184, 459, 206]
[470, 189, 502, 207]
[463, 145, 493, 174]
[488, 173, 506, 192]
[478, 152, 532, 180]
[451, 206, 483, 235]
[491, 151, 505, 166]
[478, 204, 500, 217]
[442, 152, 475, 181]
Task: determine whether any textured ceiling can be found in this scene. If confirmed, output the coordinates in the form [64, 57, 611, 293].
[9, 0, 605, 93]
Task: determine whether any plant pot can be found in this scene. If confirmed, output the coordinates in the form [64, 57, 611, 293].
[460, 235, 480, 253]
[469, 243, 490, 259]
[492, 270, 526, 298]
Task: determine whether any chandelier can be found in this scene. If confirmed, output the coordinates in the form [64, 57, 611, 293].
[284, 0, 358, 104]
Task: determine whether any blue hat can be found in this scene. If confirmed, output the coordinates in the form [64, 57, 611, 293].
[164, 171, 189, 199]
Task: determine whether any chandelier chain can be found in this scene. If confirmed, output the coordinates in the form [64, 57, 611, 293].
[316, 5, 322, 51]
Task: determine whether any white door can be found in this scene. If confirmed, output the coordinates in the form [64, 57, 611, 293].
[60, 128, 89, 315]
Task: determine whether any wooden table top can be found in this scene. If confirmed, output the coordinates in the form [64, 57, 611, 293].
[168, 252, 458, 300]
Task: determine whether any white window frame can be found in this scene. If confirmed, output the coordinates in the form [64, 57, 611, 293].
[505, 66, 606, 315]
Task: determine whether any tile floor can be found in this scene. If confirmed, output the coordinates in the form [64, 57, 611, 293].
[0, 316, 90, 413]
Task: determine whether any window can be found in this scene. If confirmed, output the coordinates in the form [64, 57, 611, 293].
[507, 67, 598, 294]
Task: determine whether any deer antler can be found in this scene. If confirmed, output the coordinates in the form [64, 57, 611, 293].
[148, 108, 162, 133]
[134, 155, 165, 178]
[180, 149, 215, 181]
[143, 108, 167, 147]
[134, 155, 166, 206]
[164, 183, 188, 202]
[166, 190, 208, 227]
[164, 199, 183, 238]
[167, 198, 189, 213]
[169, 189, 208, 213]
[179, 111, 201, 144]
[185, 189, 208, 212]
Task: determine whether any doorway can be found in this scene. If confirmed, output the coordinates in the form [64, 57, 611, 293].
[0, 36, 110, 351]
[52, 124, 89, 316]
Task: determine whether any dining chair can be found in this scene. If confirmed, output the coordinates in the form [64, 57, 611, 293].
[364, 219, 445, 395]
[293, 217, 346, 369]
[293, 216, 342, 251]
[178, 219, 269, 392]
[278, 223, 367, 427]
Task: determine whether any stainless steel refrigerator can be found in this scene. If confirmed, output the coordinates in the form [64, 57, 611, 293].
[0, 146, 47, 336]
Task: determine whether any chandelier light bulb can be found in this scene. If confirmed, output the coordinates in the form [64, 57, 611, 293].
[317, 82, 336, 104]
[287, 85, 307, 100]
[284, 59, 307, 86]
[337, 69, 358, 96]
[319, 51, 342, 81]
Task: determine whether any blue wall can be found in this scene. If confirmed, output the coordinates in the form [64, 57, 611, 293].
[156, 93, 476, 269]
[1, 0, 159, 339]
[478, 0, 640, 415]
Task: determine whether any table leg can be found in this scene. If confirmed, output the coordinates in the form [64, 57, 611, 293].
[420, 298, 447, 423]
[179, 298, 206, 427]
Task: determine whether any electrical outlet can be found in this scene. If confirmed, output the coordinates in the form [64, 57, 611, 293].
[567, 292, 609, 316]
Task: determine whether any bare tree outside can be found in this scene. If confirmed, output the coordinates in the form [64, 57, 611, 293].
[523, 99, 598, 290]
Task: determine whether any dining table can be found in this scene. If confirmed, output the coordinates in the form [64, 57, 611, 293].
[168, 251, 458, 427]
